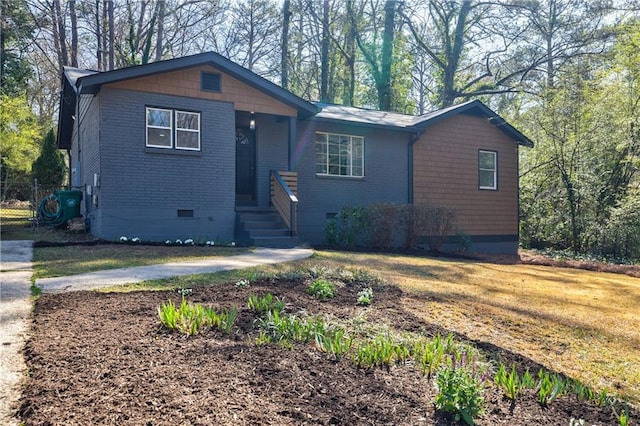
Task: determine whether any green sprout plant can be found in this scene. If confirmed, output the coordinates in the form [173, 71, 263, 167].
[306, 278, 336, 301]
[536, 370, 566, 406]
[495, 363, 522, 400]
[356, 287, 374, 306]
[434, 363, 485, 425]
[314, 326, 352, 360]
[352, 333, 411, 370]
[158, 298, 237, 336]
[247, 293, 285, 314]
[218, 307, 238, 334]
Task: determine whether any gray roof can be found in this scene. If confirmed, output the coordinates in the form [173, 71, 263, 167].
[314, 100, 534, 147]
[63, 67, 98, 88]
[314, 103, 417, 129]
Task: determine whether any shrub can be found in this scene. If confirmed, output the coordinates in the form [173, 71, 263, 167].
[324, 203, 457, 251]
[324, 206, 370, 247]
[410, 204, 457, 251]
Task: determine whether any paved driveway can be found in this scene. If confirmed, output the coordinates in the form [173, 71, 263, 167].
[0, 240, 33, 426]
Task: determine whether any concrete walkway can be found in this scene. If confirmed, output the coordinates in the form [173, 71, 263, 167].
[36, 247, 313, 293]
[0, 242, 312, 426]
[0, 240, 33, 426]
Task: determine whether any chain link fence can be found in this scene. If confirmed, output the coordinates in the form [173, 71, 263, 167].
[1, 180, 70, 227]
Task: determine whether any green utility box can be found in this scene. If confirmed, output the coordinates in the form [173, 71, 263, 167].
[54, 190, 83, 223]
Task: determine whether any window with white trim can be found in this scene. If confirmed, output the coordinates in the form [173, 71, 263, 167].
[478, 150, 497, 190]
[315, 132, 364, 177]
[146, 107, 201, 151]
[146, 107, 172, 148]
[176, 111, 200, 150]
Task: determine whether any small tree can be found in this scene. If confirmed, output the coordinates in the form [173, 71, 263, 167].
[32, 129, 66, 187]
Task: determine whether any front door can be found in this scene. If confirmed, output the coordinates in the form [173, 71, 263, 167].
[235, 126, 256, 204]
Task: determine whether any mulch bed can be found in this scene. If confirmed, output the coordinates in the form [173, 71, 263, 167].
[19, 278, 635, 425]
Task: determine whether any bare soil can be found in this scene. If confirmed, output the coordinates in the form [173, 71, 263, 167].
[18, 276, 636, 425]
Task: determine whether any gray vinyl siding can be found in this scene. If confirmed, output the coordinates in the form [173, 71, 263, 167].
[255, 113, 288, 208]
[295, 121, 410, 244]
[94, 87, 235, 242]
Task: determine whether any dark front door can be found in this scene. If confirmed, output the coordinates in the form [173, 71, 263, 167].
[235, 127, 256, 204]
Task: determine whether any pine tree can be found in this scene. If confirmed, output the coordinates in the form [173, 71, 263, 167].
[32, 129, 66, 187]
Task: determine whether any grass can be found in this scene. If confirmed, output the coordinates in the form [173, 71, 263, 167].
[1, 223, 98, 242]
[312, 251, 640, 405]
[32, 245, 247, 279]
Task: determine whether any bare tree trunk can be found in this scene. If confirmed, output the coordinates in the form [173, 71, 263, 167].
[319, 0, 330, 102]
[379, 0, 396, 110]
[141, 4, 157, 64]
[108, 0, 114, 70]
[52, 0, 68, 76]
[441, 0, 471, 107]
[546, 0, 556, 89]
[281, 0, 291, 89]
[69, 0, 78, 67]
[155, 0, 165, 61]
[95, 0, 102, 70]
[343, 0, 356, 106]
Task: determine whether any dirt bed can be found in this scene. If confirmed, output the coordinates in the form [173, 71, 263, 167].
[19, 278, 635, 425]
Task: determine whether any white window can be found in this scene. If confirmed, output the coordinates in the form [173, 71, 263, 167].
[146, 107, 172, 148]
[176, 111, 200, 150]
[146, 107, 201, 151]
[479, 150, 497, 190]
[315, 132, 364, 177]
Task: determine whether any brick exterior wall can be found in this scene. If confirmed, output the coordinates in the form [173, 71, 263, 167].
[294, 121, 410, 244]
[413, 114, 520, 246]
[90, 87, 236, 242]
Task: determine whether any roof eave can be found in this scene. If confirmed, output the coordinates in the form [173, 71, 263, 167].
[57, 71, 78, 150]
[309, 116, 415, 132]
[412, 100, 534, 148]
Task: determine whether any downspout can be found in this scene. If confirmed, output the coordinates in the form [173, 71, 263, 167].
[75, 80, 82, 190]
[516, 144, 521, 248]
[407, 131, 423, 204]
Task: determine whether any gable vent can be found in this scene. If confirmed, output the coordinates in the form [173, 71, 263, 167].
[201, 72, 221, 92]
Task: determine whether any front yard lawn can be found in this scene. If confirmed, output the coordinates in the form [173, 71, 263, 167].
[18, 250, 640, 424]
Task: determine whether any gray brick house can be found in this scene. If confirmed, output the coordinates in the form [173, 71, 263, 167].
[57, 52, 532, 253]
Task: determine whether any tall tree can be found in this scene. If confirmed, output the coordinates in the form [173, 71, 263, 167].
[350, 0, 398, 110]
[281, 0, 291, 89]
[0, 95, 41, 199]
[1, 0, 34, 95]
[32, 128, 66, 187]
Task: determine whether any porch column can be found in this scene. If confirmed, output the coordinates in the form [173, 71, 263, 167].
[287, 116, 297, 171]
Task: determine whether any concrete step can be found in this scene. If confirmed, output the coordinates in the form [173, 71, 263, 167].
[250, 236, 299, 248]
[242, 220, 284, 230]
[248, 228, 291, 238]
[238, 212, 280, 222]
